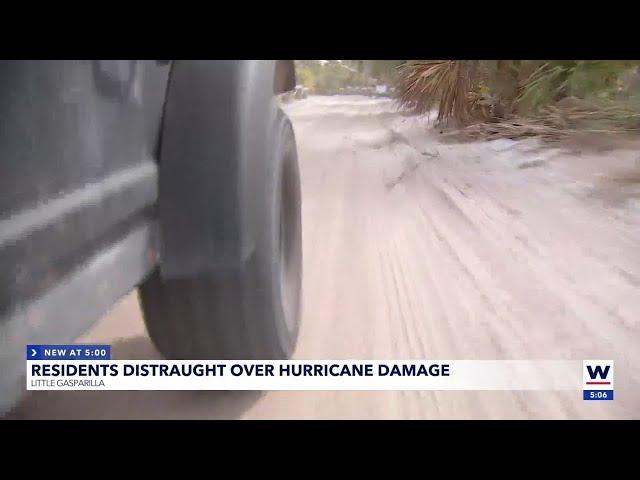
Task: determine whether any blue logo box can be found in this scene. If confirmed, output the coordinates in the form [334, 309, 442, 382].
[26, 344, 111, 360]
[583, 390, 614, 401]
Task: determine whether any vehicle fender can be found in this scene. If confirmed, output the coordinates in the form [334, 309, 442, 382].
[157, 60, 295, 279]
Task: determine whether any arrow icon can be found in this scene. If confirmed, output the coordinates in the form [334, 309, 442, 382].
[27, 345, 39, 359]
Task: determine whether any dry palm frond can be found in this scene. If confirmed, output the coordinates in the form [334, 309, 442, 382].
[445, 120, 570, 142]
[444, 108, 640, 142]
[395, 60, 477, 124]
[443, 93, 640, 142]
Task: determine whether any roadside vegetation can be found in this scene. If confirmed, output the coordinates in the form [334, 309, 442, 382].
[295, 60, 403, 95]
[394, 60, 640, 141]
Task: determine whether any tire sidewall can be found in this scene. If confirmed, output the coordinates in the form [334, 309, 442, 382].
[254, 107, 302, 358]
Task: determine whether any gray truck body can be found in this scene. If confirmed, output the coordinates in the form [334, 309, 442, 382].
[0, 60, 296, 413]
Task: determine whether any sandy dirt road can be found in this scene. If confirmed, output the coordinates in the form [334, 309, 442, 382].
[9, 95, 640, 419]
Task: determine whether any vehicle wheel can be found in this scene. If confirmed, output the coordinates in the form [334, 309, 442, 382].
[138, 109, 302, 360]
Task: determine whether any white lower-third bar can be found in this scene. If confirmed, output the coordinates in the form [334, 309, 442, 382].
[26, 360, 585, 391]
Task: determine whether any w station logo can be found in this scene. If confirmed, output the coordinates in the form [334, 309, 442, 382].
[583, 360, 614, 401]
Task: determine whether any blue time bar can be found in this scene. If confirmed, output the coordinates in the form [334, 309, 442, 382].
[583, 390, 614, 400]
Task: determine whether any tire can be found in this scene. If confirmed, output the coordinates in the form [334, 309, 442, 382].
[138, 108, 302, 360]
